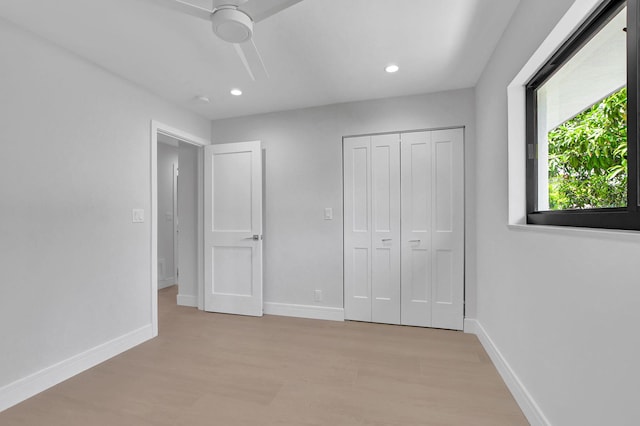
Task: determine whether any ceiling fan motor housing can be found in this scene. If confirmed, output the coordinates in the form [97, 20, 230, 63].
[211, 7, 254, 43]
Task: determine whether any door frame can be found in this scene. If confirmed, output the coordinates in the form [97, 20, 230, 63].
[172, 162, 179, 287]
[151, 120, 208, 337]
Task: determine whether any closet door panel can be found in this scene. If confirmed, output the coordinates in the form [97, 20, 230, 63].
[431, 129, 464, 330]
[351, 247, 370, 298]
[408, 246, 430, 302]
[400, 131, 433, 327]
[435, 139, 453, 232]
[371, 134, 400, 324]
[343, 137, 372, 321]
[409, 142, 430, 231]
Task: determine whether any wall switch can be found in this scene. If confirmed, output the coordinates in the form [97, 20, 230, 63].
[132, 208, 145, 223]
[324, 207, 333, 220]
[314, 289, 323, 302]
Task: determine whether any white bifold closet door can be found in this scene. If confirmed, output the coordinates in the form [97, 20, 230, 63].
[343, 134, 401, 324]
[343, 128, 464, 330]
[400, 129, 464, 330]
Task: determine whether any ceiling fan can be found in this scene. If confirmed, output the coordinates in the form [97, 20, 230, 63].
[158, 0, 303, 81]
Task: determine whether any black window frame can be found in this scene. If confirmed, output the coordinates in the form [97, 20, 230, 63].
[525, 0, 640, 231]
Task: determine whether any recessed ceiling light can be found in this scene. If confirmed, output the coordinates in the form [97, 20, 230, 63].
[385, 64, 399, 73]
[230, 88, 243, 96]
[194, 95, 210, 104]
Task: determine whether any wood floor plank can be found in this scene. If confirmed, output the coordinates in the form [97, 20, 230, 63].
[0, 286, 528, 425]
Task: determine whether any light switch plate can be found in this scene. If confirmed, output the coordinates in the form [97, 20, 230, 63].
[324, 207, 333, 220]
[132, 208, 145, 223]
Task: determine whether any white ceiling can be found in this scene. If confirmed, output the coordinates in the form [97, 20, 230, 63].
[0, 0, 520, 120]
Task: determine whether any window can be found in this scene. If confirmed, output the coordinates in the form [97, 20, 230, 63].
[526, 0, 640, 230]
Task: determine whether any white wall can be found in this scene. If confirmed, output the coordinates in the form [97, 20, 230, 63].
[475, 0, 640, 424]
[0, 18, 210, 393]
[157, 142, 178, 288]
[211, 89, 477, 316]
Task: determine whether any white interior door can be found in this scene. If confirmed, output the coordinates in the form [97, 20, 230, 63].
[371, 134, 400, 324]
[204, 141, 263, 316]
[400, 129, 464, 330]
[343, 136, 372, 321]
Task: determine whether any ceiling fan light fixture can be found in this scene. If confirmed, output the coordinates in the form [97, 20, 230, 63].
[385, 64, 400, 73]
[211, 7, 254, 43]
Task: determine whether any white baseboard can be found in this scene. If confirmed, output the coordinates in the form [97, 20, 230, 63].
[0, 324, 153, 413]
[464, 318, 550, 426]
[177, 294, 197, 307]
[463, 317, 480, 334]
[264, 302, 344, 322]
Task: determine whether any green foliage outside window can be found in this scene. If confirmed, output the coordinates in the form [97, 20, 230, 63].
[547, 87, 628, 209]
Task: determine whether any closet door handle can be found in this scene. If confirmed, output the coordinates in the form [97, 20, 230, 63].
[409, 239, 421, 243]
[381, 238, 392, 242]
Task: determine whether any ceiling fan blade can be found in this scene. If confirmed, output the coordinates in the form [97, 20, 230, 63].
[233, 40, 269, 81]
[213, 0, 249, 7]
[242, 0, 303, 23]
[154, 0, 212, 21]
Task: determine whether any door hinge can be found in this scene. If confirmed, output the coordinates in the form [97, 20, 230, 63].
[527, 143, 537, 160]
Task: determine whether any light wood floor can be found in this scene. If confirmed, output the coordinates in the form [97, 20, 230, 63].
[0, 286, 528, 425]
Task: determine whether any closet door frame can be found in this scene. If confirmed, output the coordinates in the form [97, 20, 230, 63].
[343, 126, 465, 330]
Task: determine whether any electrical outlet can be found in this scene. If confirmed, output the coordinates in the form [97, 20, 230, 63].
[314, 289, 323, 302]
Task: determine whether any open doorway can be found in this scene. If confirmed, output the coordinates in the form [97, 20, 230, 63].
[151, 121, 208, 336]
[157, 134, 199, 306]
[157, 135, 179, 291]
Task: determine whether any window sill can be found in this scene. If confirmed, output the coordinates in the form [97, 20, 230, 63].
[507, 223, 640, 240]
